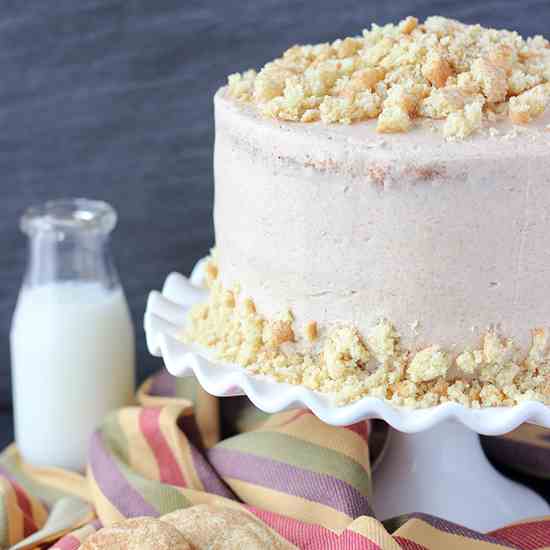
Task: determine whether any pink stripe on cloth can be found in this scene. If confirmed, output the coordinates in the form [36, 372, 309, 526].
[249, 506, 325, 547]
[490, 519, 550, 549]
[139, 408, 187, 487]
[52, 535, 82, 550]
[10, 478, 38, 536]
[249, 507, 382, 550]
[394, 537, 430, 550]
[23, 514, 37, 538]
[345, 421, 370, 443]
[10, 479, 32, 518]
[332, 530, 383, 550]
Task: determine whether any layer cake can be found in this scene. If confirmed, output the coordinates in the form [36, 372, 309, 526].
[183, 16, 550, 408]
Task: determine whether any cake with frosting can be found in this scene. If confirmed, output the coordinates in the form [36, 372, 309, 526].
[182, 16, 550, 408]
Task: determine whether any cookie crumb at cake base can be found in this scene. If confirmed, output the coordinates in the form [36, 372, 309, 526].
[180, 257, 550, 409]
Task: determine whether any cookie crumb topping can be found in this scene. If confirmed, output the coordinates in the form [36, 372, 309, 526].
[227, 16, 550, 138]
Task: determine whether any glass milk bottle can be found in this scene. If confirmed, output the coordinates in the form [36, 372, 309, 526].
[10, 199, 135, 471]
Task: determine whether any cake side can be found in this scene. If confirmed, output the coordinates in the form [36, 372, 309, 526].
[214, 88, 550, 353]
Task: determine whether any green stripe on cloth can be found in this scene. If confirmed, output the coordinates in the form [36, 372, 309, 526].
[217, 431, 371, 497]
[0, 455, 72, 507]
[100, 433, 191, 515]
[175, 377, 199, 401]
[232, 403, 271, 434]
[100, 412, 131, 465]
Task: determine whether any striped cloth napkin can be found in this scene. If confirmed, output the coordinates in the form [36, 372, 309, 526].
[1, 370, 549, 550]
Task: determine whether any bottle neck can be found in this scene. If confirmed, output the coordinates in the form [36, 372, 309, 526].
[24, 230, 119, 290]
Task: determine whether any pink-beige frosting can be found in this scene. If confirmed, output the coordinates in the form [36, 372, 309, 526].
[213, 86, 550, 356]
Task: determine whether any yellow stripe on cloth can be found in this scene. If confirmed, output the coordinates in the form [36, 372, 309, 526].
[0, 477, 25, 546]
[346, 516, 403, 550]
[28, 493, 48, 533]
[254, 410, 304, 430]
[394, 518, 514, 550]
[225, 478, 352, 531]
[191, 384, 221, 449]
[178, 486, 245, 508]
[86, 467, 126, 526]
[118, 408, 161, 482]
[137, 378, 194, 410]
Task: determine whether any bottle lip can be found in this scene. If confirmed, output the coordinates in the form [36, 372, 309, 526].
[21, 198, 117, 236]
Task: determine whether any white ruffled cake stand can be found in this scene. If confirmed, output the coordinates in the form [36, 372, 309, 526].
[144, 259, 550, 532]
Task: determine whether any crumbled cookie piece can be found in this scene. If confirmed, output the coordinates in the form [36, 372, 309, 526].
[305, 321, 318, 342]
[407, 346, 451, 382]
[241, 298, 256, 316]
[322, 327, 370, 378]
[443, 100, 483, 138]
[418, 87, 467, 118]
[479, 384, 505, 407]
[301, 109, 320, 122]
[263, 319, 295, 347]
[227, 16, 550, 139]
[488, 44, 516, 73]
[447, 380, 471, 406]
[455, 350, 479, 375]
[396, 379, 417, 398]
[227, 70, 257, 101]
[205, 261, 218, 285]
[350, 68, 386, 92]
[377, 106, 412, 133]
[367, 320, 399, 363]
[320, 97, 357, 124]
[471, 58, 508, 103]
[509, 84, 549, 124]
[483, 332, 518, 365]
[222, 290, 235, 308]
[527, 328, 549, 367]
[422, 51, 454, 88]
[399, 16, 418, 35]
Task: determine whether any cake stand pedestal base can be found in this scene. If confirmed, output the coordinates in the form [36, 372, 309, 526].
[372, 418, 549, 532]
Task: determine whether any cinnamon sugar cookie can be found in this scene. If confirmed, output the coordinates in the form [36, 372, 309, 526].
[162, 504, 294, 549]
[80, 516, 191, 550]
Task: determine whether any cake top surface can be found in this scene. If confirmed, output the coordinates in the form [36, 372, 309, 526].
[227, 16, 550, 139]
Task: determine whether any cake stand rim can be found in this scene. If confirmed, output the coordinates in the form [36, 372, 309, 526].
[144, 262, 550, 435]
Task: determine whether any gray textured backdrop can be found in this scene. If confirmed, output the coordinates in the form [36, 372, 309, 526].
[1, 0, 550, 444]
